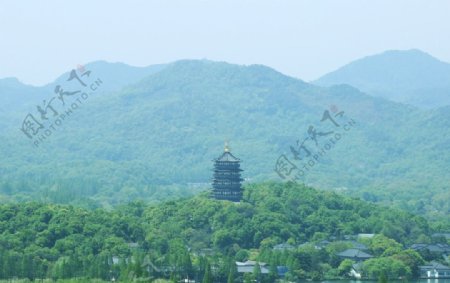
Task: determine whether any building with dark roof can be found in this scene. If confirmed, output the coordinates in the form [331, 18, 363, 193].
[235, 261, 288, 277]
[349, 241, 368, 251]
[211, 143, 243, 202]
[419, 261, 450, 278]
[273, 243, 295, 251]
[349, 262, 363, 279]
[276, 266, 289, 277]
[236, 261, 269, 274]
[432, 233, 450, 239]
[317, 240, 331, 248]
[337, 248, 373, 261]
[410, 243, 450, 254]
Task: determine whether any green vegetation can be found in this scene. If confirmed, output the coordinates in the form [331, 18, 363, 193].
[1, 60, 449, 225]
[0, 280, 111, 283]
[0, 182, 444, 281]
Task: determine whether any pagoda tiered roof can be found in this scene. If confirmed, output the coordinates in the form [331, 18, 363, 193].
[215, 151, 240, 162]
[211, 143, 243, 202]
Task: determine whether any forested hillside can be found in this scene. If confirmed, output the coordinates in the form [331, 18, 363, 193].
[0, 182, 441, 281]
[0, 59, 449, 221]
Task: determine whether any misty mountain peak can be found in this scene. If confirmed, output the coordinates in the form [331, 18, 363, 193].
[314, 49, 450, 109]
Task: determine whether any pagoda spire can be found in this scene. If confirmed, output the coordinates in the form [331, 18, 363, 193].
[224, 140, 230, 152]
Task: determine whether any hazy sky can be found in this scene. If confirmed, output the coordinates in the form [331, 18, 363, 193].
[1, 0, 450, 86]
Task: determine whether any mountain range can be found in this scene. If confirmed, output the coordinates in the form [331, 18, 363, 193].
[0, 50, 449, 222]
[315, 49, 450, 109]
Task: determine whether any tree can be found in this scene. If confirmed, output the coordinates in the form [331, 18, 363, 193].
[227, 260, 237, 283]
[253, 262, 262, 283]
[243, 272, 253, 283]
[378, 272, 388, 283]
[369, 235, 402, 256]
[267, 262, 279, 283]
[235, 250, 249, 262]
[202, 262, 213, 283]
[392, 249, 424, 278]
[337, 259, 354, 276]
[363, 257, 411, 280]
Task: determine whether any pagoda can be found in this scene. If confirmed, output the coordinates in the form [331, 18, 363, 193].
[211, 142, 243, 202]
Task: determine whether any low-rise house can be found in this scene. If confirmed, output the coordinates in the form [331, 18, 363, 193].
[276, 266, 289, 277]
[298, 242, 322, 250]
[419, 261, 450, 278]
[273, 243, 295, 251]
[236, 261, 288, 278]
[410, 243, 450, 254]
[337, 248, 373, 262]
[236, 261, 269, 274]
[358, 233, 375, 239]
[112, 256, 120, 265]
[347, 241, 368, 251]
[343, 235, 357, 240]
[194, 248, 214, 257]
[349, 262, 363, 279]
[127, 242, 140, 249]
[432, 233, 450, 240]
[317, 240, 331, 248]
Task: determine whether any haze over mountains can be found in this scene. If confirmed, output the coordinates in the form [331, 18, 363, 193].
[1, 50, 449, 222]
[0, 61, 166, 116]
[315, 49, 450, 109]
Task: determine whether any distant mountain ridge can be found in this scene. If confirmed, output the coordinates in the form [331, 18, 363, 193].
[0, 61, 168, 130]
[0, 58, 449, 222]
[314, 49, 450, 109]
[0, 61, 167, 112]
[46, 60, 167, 93]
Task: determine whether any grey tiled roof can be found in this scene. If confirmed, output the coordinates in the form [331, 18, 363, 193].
[419, 261, 450, 271]
[237, 266, 269, 274]
[337, 248, 373, 259]
[236, 261, 269, 274]
[216, 151, 240, 162]
[273, 243, 295, 250]
[410, 243, 450, 253]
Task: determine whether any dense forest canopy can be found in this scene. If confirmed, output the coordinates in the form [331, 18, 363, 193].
[0, 183, 446, 281]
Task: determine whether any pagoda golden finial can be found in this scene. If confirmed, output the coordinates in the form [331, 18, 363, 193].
[224, 141, 230, 152]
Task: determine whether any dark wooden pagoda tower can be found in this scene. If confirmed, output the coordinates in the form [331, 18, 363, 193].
[211, 142, 243, 202]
